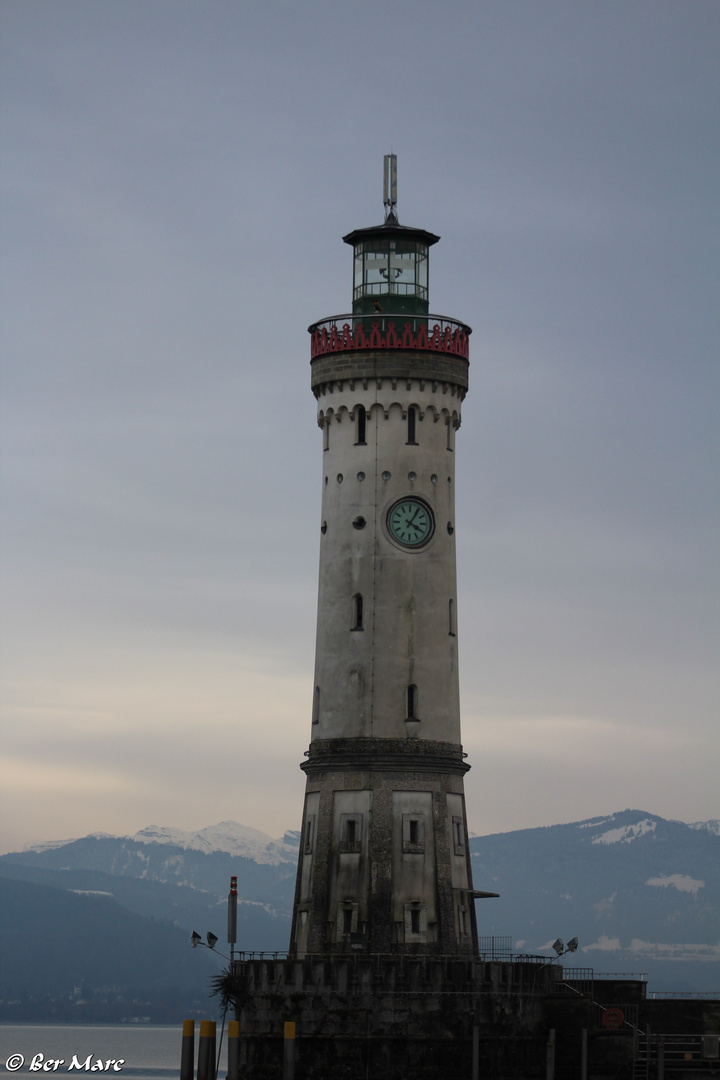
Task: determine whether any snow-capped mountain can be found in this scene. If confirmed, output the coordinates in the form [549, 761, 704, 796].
[125, 821, 299, 864]
[470, 809, 720, 992]
[26, 820, 300, 866]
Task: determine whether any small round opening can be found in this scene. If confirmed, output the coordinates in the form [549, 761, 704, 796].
[447, 522, 454, 535]
[321, 521, 327, 534]
[353, 516, 367, 530]
[337, 473, 344, 483]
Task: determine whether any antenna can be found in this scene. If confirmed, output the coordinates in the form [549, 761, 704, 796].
[383, 154, 398, 223]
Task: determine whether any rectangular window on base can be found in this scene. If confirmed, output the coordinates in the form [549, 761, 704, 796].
[336, 902, 359, 941]
[339, 813, 363, 853]
[403, 902, 427, 943]
[402, 814, 425, 854]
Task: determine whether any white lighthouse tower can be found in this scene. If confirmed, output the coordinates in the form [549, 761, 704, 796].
[290, 158, 479, 956]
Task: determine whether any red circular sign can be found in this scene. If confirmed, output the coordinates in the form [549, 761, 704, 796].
[602, 1007, 624, 1031]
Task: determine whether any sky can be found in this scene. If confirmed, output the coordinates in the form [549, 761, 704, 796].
[1, 0, 718, 855]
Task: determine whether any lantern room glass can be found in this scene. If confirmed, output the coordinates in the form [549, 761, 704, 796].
[352, 239, 429, 317]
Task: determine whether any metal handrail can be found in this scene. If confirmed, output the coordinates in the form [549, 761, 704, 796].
[308, 312, 472, 335]
[308, 312, 471, 362]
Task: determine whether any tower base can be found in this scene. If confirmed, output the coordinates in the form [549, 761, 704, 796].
[230, 955, 557, 1079]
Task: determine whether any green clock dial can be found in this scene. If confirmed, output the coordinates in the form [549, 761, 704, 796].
[387, 498, 434, 548]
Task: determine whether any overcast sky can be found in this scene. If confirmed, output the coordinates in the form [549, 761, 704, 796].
[1, 1, 718, 855]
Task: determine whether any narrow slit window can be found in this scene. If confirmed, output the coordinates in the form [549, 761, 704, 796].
[452, 815, 465, 855]
[406, 684, 418, 721]
[312, 686, 320, 725]
[346, 818, 356, 846]
[449, 598, 456, 636]
[323, 420, 329, 451]
[355, 405, 366, 445]
[407, 406, 417, 445]
[410, 908, 420, 935]
[352, 593, 363, 630]
[409, 819, 418, 845]
[446, 420, 454, 451]
[343, 907, 353, 935]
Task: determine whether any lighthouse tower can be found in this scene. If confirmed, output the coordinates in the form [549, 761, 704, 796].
[290, 158, 478, 957]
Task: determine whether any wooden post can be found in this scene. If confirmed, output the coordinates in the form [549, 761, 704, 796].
[227, 1020, 239, 1080]
[471, 1022, 479, 1080]
[283, 1022, 296, 1080]
[197, 1020, 216, 1080]
[545, 1028, 555, 1080]
[180, 1020, 194, 1080]
[581, 1028, 587, 1080]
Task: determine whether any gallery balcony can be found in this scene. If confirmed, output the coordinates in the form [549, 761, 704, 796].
[308, 313, 471, 361]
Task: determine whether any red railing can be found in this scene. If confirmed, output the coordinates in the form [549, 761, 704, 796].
[309, 313, 471, 361]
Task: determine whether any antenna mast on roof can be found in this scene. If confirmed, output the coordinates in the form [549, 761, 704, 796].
[383, 154, 398, 223]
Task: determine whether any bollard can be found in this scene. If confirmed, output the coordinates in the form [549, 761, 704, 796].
[227, 1020, 239, 1080]
[180, 1020, 195, 1080]
[197, 1020, 217, 1080]
[283, 1022, 296, 1080]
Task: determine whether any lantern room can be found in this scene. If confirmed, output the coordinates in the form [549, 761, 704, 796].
[343, 222, 439, 318]
[342, 152, 439, 318]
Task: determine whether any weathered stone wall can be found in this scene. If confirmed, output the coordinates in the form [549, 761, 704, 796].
[233, 957, 555, 1080]
[290, 749, 477, 957]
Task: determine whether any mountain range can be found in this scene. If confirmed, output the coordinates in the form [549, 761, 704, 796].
[0, 809, 717, 1020]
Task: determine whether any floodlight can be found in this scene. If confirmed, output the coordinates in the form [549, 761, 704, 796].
[567, 937, 579, 953]
[191, 931, 202, 948]
[207, 932, 219, 949]
[552, 938, 564, 955]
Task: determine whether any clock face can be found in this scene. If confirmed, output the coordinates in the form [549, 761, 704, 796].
[387, 498, 434, 548]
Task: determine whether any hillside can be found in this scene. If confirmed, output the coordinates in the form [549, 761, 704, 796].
[1, 810, 717, 1018]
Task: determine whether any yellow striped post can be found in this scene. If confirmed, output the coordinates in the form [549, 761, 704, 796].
[227, 1020, 240, 1080]
[197, 1020, 216, 1080]
[180, 1020, 194, 1080]
[283, 1022, 296, 1080]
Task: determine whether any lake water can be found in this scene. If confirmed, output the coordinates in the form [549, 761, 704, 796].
[0, 1025, 228, 1080]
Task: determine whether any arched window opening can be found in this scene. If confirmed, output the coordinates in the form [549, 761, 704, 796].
[355, 405, 366, 445]
[352, 593, 363, 630]
[312, 686, 320, 725]
[406, 406, 418, 445]
[449, 598, 456, 637]
[406, 684, 418, 721]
